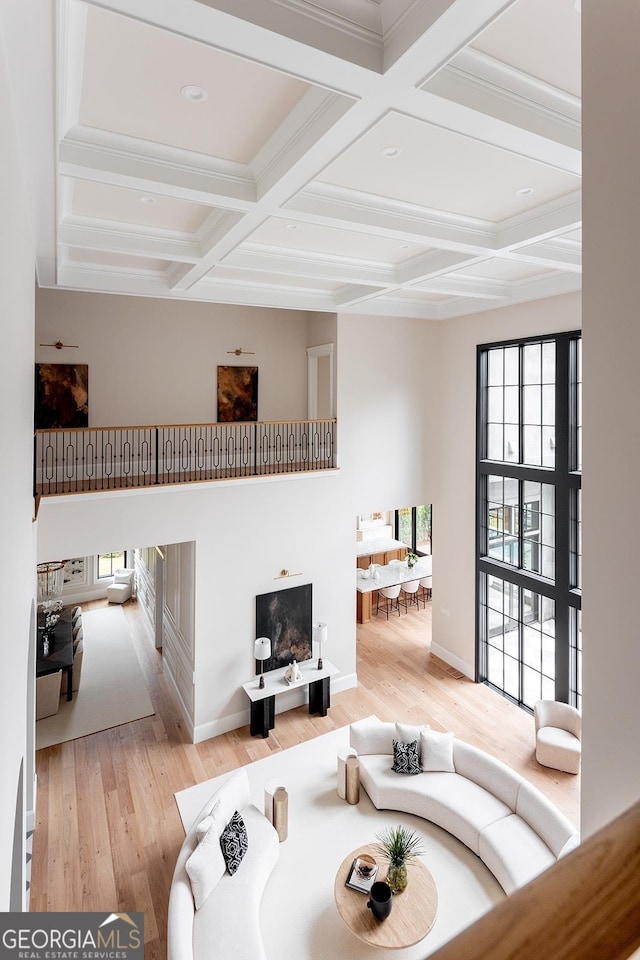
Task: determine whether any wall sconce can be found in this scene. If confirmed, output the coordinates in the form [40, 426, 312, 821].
[274, 568, 303, 580]
[254, 637, 271, 688]
[313, 622, 328, 670]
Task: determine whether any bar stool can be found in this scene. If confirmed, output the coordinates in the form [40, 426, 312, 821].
[376, 584, 401, 618]
[419, 576, 432, 607]
[400, 579, 421, 612]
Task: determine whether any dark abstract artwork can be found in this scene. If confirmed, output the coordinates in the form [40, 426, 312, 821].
[217, 365, 258, 422]
[35, 363, 89, 429]
[256, 583, 313, 673]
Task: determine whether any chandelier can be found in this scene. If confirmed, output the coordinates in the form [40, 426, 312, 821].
[36, 561, 67, 604]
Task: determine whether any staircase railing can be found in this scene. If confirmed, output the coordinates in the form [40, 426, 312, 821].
[34, 419, 337, 496]
[427, 799, 640, 960]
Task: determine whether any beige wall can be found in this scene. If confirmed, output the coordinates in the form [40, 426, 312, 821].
[35, 289, 311, 426]
[0, 20, 37, 908]
[433, 292, 581, 676]
[581, 0, 640, 836]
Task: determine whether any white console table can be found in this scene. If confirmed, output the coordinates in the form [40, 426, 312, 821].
[242, 658, 339, 738]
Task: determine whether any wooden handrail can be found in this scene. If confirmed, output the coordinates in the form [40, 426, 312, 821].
[34, 418, 337, 434]
[427, 800, 640, 960]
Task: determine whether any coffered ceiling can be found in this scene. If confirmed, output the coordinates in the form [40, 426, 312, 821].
[11, 0, 582, 319]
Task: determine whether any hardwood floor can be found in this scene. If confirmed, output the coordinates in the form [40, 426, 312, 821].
[31, 598, 580, 958]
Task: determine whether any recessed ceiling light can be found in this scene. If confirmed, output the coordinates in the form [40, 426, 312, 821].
[399, 243, 410, 250]
[139, 196, 156, 205]
[381, 146, 402, 159]
[181, 84, 209, 102]
[285, 223, 299, 231]
[516, 187, 534, 196]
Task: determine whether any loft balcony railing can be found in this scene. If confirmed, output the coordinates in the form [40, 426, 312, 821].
[34, 419, 337, 496]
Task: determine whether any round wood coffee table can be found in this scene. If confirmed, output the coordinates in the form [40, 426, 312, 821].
[334, 844, 438, 949]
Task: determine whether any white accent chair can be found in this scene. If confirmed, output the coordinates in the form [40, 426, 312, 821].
[534, 700, 582, 775]
[106, 568, 135, 604]
[36, 670, 62, 720]
[376, 584, 401, 618]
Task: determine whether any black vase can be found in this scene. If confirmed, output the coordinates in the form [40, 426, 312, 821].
[367, 881, 393, 921]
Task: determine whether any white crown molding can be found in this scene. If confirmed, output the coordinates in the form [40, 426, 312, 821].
[436, 269, 581, 319]
[506, 240, 581, 273]
[288, 182, 498, 252]
[410, 274, 510, 300]
[227, 242, 397, 284]
[247, 0, 383, 45]
[396, 249, 481, 285]
[498, 191, 582, 250]
[57, 0, 87, 138]
[59, 125, 257, 207]
[342, 292, 442, 319]
[197, 209, 247, 253]
[333, 282, 393, 307]
[252, 87, 355, 196]
[59, 217, 202, 262]
[426, 49, 580, 152]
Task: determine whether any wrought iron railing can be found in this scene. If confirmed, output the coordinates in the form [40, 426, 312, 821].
[34, 419, 337, 496]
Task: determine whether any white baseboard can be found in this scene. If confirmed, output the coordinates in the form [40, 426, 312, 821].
[430, 642, 474, 679]
[163, 663, 195, 742]
[193, 672, 358, 744]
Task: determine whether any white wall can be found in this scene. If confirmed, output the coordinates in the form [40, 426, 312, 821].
[581, 1, 640, 836]
[35, 289, 310, 425]
[36, 471, 355, 740]
[433, 293, 581, 677]
[338, 312, 440, 516]
[0, 20, 37, 908]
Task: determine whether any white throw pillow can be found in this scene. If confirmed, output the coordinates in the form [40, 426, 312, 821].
[195, 799, 221, 842]
[186, 814, 226, 909]
[420, 729, 455, 773]
[395, 722, 430, 745]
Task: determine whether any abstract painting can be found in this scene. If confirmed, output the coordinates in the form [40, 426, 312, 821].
[35, 363, 89, 429]
[217, 365, 258, 422]
[255, 583, 313, 673]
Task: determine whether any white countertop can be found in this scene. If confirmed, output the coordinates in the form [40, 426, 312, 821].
[356, 556, 432, 593]
[355, 537, 406, 557]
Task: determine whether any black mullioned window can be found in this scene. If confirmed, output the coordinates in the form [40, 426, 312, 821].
[477, 332, 581, 710]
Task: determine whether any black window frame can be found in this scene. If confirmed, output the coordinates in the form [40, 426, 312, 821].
[476, 330, 582, 710]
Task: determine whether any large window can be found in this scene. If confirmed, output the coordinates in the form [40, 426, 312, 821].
[96, 551, 126, 579]
[477, 332, 581, 709]
[396, 505, 432, 555]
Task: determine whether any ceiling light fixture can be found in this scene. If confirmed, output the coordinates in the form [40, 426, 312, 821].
[139, 196, 156, 205]
[516, 187, 534, 196]
[399, 243, 410, 250]
[180, 84, 209, 102]
[286, 223, 299, 231]
[381, 146, 402, 159]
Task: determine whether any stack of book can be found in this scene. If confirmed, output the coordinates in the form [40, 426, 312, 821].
[345, 855, 379, 893]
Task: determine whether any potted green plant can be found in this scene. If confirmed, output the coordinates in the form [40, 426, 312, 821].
[374, 825, 425, 893]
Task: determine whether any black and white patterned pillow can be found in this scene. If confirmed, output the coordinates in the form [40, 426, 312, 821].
[391, 739, 421, 775]
[219, 811, 249, 875]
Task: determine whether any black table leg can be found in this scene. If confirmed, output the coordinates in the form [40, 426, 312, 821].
[66, 664, 73, 701]
[309, 676, 330, 716]
[251, 696, 275, 737]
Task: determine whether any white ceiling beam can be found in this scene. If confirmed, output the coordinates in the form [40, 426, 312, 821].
[59, 219, 201, 261]
[382, 0, 517, 77]
[59, 126, 257, 207]
[498, 193, 582, 249]
[410, 275, 510, 300]
[425, 48, 580, 152]
[287, 184, 498, 253]
[225, 245, 397, 286]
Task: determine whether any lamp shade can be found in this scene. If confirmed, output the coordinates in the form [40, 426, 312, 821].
[313, 622, 328, 647]
[254, 637, 271, 661]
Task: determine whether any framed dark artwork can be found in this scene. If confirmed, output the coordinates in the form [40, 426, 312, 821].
[217, 365, 258, 422]
[255, 583, 313, 673]
[35, 363, 89, 429]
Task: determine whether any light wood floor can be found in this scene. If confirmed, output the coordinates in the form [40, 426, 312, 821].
[31, 598, 579, 958]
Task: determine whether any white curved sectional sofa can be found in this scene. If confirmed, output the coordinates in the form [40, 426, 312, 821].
[167, 768, 279, 960]
[350, 716, 579, 895]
